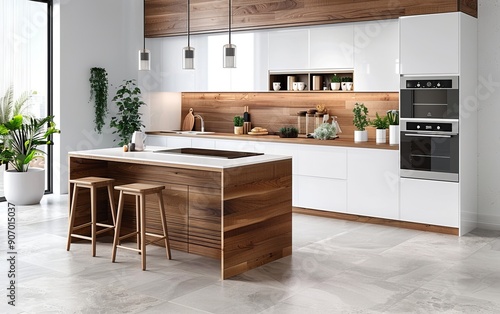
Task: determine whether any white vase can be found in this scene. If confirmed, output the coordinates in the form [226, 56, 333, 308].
[330, 82, 341, 91]
[389, 125, 399, 145]
[342, 82, 353, 91]
[4, 168, 45, 205]
[354, 130, 368, 142]
[376, 129, 387, 144]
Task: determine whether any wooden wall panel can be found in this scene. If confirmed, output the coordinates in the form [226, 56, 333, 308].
[145, 0, 477, 38]
[182, 91, 399, 139]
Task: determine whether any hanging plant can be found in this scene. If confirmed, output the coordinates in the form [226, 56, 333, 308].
[89, 67, 109, 134]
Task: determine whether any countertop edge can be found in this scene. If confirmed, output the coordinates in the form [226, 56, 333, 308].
[146, 131, 399, 150]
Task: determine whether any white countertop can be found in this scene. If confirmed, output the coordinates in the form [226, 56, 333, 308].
[68, 146, 291, 170]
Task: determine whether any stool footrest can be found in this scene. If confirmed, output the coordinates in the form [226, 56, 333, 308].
[95, 227, 114, 236]
[118, 231, 139, 242]
[72, 222, 92, 231]
[115, 245, 141, 253]
[70, 234, 92, 241]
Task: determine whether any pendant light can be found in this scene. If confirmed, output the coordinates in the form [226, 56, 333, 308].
[183, 0, 195, 69]
[138, 0, 150, 71]
[223, 0, 236, 68]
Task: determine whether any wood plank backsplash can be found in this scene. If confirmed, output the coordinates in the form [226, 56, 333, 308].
[145, 0, 477, 38]
[182, 92, 399, 139]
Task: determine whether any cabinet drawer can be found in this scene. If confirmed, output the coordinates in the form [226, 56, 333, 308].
[295, 176, 347, 213]
[296, 145, 347, 179]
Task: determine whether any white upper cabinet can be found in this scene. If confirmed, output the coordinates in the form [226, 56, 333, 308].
[354, 19, 399, 91]
[268, 29, 309, 70]
[310, 24, 354, 69]
[400, 12, 459, 75]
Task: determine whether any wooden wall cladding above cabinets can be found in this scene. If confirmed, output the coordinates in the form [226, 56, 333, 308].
[145, 0, 477, 38]
[181, 91, 399, 138]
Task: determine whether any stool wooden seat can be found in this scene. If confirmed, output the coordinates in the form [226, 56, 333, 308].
[66, 177, 116, 257]
[111, 183, 171, 270]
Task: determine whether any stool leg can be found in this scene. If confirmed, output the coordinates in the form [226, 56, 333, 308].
[140, 194, 147, 271]
[157, 191, 171, 260]
[111, 190, 125, 263]
[107, 183, 116, 226]
[66, 184, 79, 251]
[136, 195, 141, 253]
[90, 186, 97, 257]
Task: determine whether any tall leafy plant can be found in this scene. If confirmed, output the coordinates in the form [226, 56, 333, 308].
[110, 80, 145, 146]
[0, 115, 60, 172]
[352, 103, 369, 131]
[0, 84, 35, 124]
[89, 67, 109, 134]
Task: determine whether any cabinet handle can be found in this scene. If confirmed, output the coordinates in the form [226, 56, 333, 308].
[404, 133, 452, 138]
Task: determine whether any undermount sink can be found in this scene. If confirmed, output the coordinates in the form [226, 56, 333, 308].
[160, 130, 215, 135]
[154, 148, 264, 159]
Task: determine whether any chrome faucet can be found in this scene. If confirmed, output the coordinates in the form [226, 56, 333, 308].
[194, 114, 205, 132]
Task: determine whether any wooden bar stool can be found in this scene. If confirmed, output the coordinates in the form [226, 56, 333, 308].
[111, 183, 171, 270]
[66, 177, 116, 257]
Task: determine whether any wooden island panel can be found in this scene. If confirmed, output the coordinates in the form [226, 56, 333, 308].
[221, 159, 293, 279]
[68, 153, 292, 279]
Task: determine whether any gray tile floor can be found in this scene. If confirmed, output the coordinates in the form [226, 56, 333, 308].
[1, 195, 500, 313]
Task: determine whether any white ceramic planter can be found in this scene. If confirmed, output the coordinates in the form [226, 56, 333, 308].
[330, 82, 341, 91]
[342, 82, 353, 91]
[376, 129, 387, 144]
[4, 168, 45, 205]
[389, 125, 399, 145]
[354, 130, 368, 142]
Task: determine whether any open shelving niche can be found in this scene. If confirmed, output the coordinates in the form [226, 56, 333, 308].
[268, 70, 354, 92]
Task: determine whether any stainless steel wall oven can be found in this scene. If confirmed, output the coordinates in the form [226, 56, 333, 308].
[400, 76, 459, 119]
[400, 119, 459, 182]
[400, 76, 460, 182]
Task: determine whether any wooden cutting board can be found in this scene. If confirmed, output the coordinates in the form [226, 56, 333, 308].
[182, 108, 195, 131]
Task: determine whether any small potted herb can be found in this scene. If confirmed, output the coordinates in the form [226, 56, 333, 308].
[233, 116, 244, 135]
[352, 103, 369, 142]
[330, 75, 341, 91]
[387, 109, 399, 145]
[341, 76, 353, 91]
[279, 126, 298, 138]
[371, 113, 389, 144]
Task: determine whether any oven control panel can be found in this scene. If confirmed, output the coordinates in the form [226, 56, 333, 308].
[405, 122, 453, 132]
[405, 79, 453, 89]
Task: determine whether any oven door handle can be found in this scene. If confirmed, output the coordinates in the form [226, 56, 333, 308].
[404, 133, 453, 138]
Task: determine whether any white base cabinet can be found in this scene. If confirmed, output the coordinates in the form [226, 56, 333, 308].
[400, 178, 459, 227]
[295, 175, 347, 213]
[347, 149, 399, 219]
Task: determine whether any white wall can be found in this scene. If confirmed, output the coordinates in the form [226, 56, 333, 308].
[477, 0, 500, 230]
[53, 0, 142, 194]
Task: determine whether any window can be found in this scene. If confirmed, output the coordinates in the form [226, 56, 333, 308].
[0, 0, 51, 199]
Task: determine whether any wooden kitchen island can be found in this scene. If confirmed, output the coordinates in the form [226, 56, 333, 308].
[68, 147, 292, 279]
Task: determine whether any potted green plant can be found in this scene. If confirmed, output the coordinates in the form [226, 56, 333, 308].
[341, 76, 353, 91]
[110, 80, 146, 146]
[89, 67, 109, 134]
[352, 103, 369, 142]
[233, 116, 244, 135]
[330, 75, 341, 91]
[371, 112, 389, 144]
[0, 84, 36, 124]
[279, 126, 298, 138]
[387, 109, 399, 145]
[0, 114, 60, 205]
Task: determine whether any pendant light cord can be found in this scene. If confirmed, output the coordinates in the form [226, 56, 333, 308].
[143, 0, 146, 50]
[187, 0, 191, 48]
[228, 0, 232, 45]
